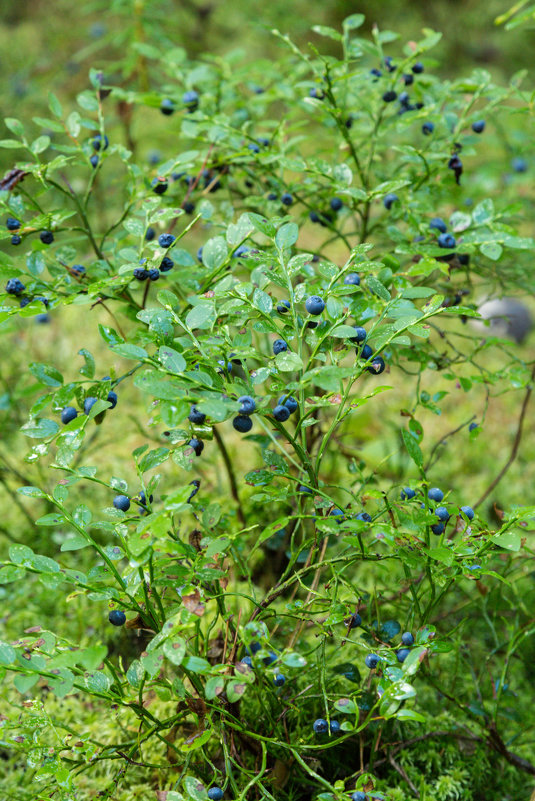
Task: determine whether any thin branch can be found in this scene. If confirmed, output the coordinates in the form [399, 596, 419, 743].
[213, 427, 246, 527]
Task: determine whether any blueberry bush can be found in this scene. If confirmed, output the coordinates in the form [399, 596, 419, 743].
[1, 11, 535, 801]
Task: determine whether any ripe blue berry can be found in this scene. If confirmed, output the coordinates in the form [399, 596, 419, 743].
[145, 227, 156, 242]
[40, 230, 54, 245]
[137, 491, 153, 508]
[233, 245, 249, 258]
[396, 648, 410, 663]
[6, 217, 20, 230]
[368, 356, 385, 374]
[382, 90, 397, 103]
[151, 177, 168, 195]
[207, 789, 223, 801]
[182, 90, 199, 110]
[329, 720, 341, 734]
[277, 300, 291, 313]
[160, 98, 175, 115]
[90, 154, 99, 168]
[365, 654, 380, 669]
[107, 391, 118, 409]
[267, 192, 278, 201]
[428, 487, 444, 502]
[160, 256, 174, 272]
[233, 415, 253, 433]
[298, 485, 313, 494]
[84, 397, 98, 415]
[189, 438, 204, 456]
[108, 610, 126, 626]
[188, 406, 206, 425]
[422, 121, 434, 135]
[330, 197, 343, 211]
[248, 143, 260, 154]
[281, 192, 293, 206]
[403, 73, 414, 85]
[435, 506, 450, 522]
[411, 61, 424, 73]
[241, 656, 253, 667]
[430, 217, 447, 233]
[370, 68, 382, 79]
[512, 157, 527, 173]
[438, 233, 456, 249]
[273, 673, 286, 686]
[273, 404, 290, 422]
[61, 406, 78, 424]
[471, 119, 485, 133]
[309, 87, 325, 99]
[158, 233, 176, 248]
[401, 487, 415, 500]
[401, 632, 414, 646]
[10, 234, 22, 245]
[313, 719, 328, 734]
[360, 344, 373, 360]
[352, 793, 367, 801]
[349, 326, 366, 344]
[238, 396, 256, 415]
[305, 295, 325, 315]
[469, 422, 478, 432]
[148, 269, 160, 281]
[278, 395, 298, 414]
[133, 268, 149, 281]
[6, 278, 25, 295]
[92, 134, 109, 151]
[460, 506, 474, 520]
[349, 613, 362, 629]
[355, 512, 372, 523]
[273, 339, 288, 355]
[113, 495, 130, 512]
[344, 273, 361, 286]
[431, 523, 445, 536]
[383, 193, 398, 210]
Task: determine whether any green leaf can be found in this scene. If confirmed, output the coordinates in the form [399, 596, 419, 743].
[205, 675, 225, 700]
[343, 13, 365, 29]
[334, 697, 357, 713]
[163, 637, 186, 665]
[29, 362, 64, 388]
[366, 275, 390, 301]
[183, 656, 211, 673]
[17, 486, 46, 498]
[491, 531, 521, 551]
[275, 222, 299, 250]
[138, 447, 170, 473]
[21, 418, 59, 439]
[275, 351, 303, 371]
[401, 429, 423, 467]
[112, 344, 148, 360]
[30, 135, 51, 155]
[0, 641, 16, 665]
[202, 236, 228, 270]
[98, 324, 124, 347]
[480, 242, 502, 261]
[78, 349, 95, 379]
[48, 91, 63, 118]
[158, 346, 186, 374]
[186, 303, 215, 330]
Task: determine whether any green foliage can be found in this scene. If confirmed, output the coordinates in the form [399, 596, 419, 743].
[0, 7, 534, 801]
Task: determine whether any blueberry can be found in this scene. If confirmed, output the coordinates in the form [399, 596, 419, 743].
[430, 217, 447, 233]
[6, 278, 25, 295]
[401, 632, 414, 646]
[137, 491, 153, 507]
[349, 613, 362, 629]
[313, 719, 329, 734]
[411, 62, 424, 73]
[90, 154, 99, 168]
[403, 73, 414, 86]
[344, 273, 361, 286]
[241, 656, 253, 667]
[512, 157, 527, 173]
[108, 610, 126, 626]
[248, 641, 262, 654]
[189, 406, 206, 425]
[273, 404, 290, 422]
[355, 512, 372, 523]
[438, 233, 456, 249]
[309, 211, 320, 223]
[298, 485, 313, 494]
[435, 506, 450, 522]
[330, 197, 343, 211]
[233, 415, 253, 433]
[469, 422, 478, 432]
[148, 269, 160, 281]
[471, 119, 485, 133]
[6, 217, 20, 230]
[360, 344, 373, 360]
[401, 487, 415, 500]
[329, 507, 345, 522]
[365, 654, 380, 669]
[144, 228, 155, 243]
[281, 192, 293, 206]
[238, 395, 256, 415]
[151, 177, 168, 195]
[189, 438, 204, 456]
[382, 90, 397, 103]
[160, 98, 175, 115]
[84, 397, 99, 415]
[329, 720, 341, 734]
[277, 300, 291, 313]
[351, 793, 367, 801]
[370, 68, 382, 79]
[257, 137, 270, 147]
[61, 406, 78, 424]
[182, 90, 199, 111]
[384, 56, 396, 72]
[113, 495, 130, 512]
[248, 143, 260, 154]
[10, 234, 22, 245]
[207, 789, 223, 801]
[431, 523, 445, 536]
[19, 298, 30, 308]
[349, 326, 367, 344]
[133, 268, 149, 281]
[158, 233, 176, 248]
[368, 356, 385, 374]
[309, 87, 325, 100]
[40, 230, 54, 245]
[458, 254, 470, 266]
[396, 648, 410, 663]
[428, 487, 444, 502]
[233, 245, 249, 258]
[107, 391, 118, 409]
[273, 673, 286, 686]
[267, 192, 278, 201]
[273, 339, 288, 355]
[160, 256, 174, 272]
[383, 193, 398, 210]
[460, 505, 474, 520]
[305, 295, 325, 315]
[422, 122, 435, 135]
[92, 134, 109, 151]
[263, 650, 278, 665]
[278, 395, 298, 414]
[398, 91, 410, 107]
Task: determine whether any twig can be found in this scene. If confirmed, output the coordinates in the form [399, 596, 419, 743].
[212, 427, 246, 527]
[389, 754, 420, 797]
[474, 364, 535, 509]
[424, 416, 477, 471]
